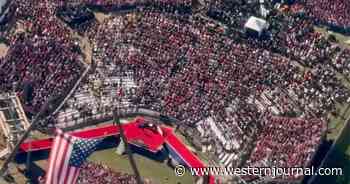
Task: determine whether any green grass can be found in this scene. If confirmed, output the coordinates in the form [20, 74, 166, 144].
[88, 148, 195, 184]
[336, 73, 350, 89]
[327, 68, 350, 141]
[327, 103, 350, 140]
[317, 133, 350, 184]
[327, 84, 350, 184]
[320, 35, 350, 184]
[122, 117, 137, 123]
[31, 131, 49, 140]
[314, 26, 350, 48]
[327, 101, 350, 184]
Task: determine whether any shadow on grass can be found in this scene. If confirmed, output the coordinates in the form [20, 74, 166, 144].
[310, 145, 350, 184]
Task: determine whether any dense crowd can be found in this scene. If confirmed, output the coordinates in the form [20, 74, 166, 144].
[304, 0, 350, 29]
[206, 0, 261, 28]
[62, 0, 191, 13]
[0, 0, 84, 114]
[334, 48, 350, 76]
[77, 162, 153, 184]
[65, 0, 191, 7]
[89, 10, 349, 119]
[1, 0, 350, 183]
[0, 35, 82, 113]
[38, 162, 153, 184]
[245, 115, 325, 180]
[206, 0, 350, 32]
[80, 10, 347, 179]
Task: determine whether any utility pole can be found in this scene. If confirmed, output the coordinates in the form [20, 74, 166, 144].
[113, 107, 143, 184]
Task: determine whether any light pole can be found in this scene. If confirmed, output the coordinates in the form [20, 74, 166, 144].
[113, 106, 143, 184]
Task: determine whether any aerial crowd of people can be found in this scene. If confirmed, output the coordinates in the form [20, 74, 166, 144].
[0, 0, 84, 114]
[304, 0, 350, 29]
[245, 115, 325, 180]
[62, 0, 191, 13]
[0, 0, 349, 183]
[80, 8, 347, 180]
[38, 162, 153, 184]
[77, 162, 153, 184]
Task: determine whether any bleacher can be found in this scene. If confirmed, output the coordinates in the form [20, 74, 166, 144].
[55, 70, 138, 128]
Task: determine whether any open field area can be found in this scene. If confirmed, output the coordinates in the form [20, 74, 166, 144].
[316, 27, 350, 141]
[327, 103, 350, 140]
[88, 148, 195, 184]
[314, 26, 350, 48]
[0, 161, 27, 184]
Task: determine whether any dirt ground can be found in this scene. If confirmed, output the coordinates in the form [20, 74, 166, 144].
[0, 130, 6, 151]
[94, 12, 110, 23]
[0, 43, 8, 58]
[79, 36, 92, 64]
[0, 161, 27, 184]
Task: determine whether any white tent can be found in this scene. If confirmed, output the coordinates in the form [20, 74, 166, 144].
[244, 16, 269, 36]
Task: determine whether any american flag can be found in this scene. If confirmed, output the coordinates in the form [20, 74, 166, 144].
[45, 129, 102, 184]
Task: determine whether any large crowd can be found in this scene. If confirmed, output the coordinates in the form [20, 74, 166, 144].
[62, 0, 191, 13]
[206, 0, 261, 28]
[65, 0, 191, 7]
[77, 162, 153, 184]
[304, 0, 350, 29]
[78, 9, 342, 179]
[206, 0, 350, 32]
[245, 115, 325, 180]
[0, 0, 84, 114]
[81, 7, 349, 181]
[38, 162, 154, 184]
[0, 0, 349, 183]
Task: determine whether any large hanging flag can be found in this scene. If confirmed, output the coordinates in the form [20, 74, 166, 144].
[45, 129, 102, 184]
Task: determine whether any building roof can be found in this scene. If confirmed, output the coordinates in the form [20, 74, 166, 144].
[244, 16, 269, 33]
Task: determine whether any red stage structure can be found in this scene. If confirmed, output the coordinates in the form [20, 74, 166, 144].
[19, 117, 215, 184]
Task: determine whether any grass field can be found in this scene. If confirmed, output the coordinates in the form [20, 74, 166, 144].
[313, 26, 350, 184]
[88, 148, 195, 184]
[314, 26, 350, 48]
[328, 103, 350, 140]
[329, 74, 350, 184]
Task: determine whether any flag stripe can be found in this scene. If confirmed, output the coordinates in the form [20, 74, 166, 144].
[66, 167, 78, 184]
[56, 137, 72, 184]
[45, 132, 63, 184]
[52, 132, 68, 184]
[73, 168, 80, 183]
[61, 143, 75, 184]
[52, 138, 63, 184]
[53, 131, 71, 184]
[45, 129, 101, 184]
